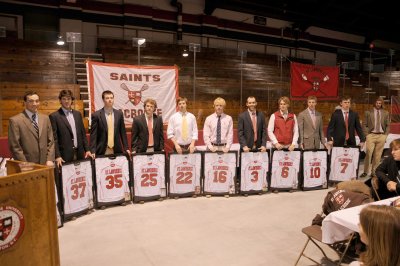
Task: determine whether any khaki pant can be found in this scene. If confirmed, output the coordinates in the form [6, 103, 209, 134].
[364, 133, 387, 175]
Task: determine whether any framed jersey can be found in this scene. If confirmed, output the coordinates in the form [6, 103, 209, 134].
[61, 159, 94, 220]
[168, 152, 202, 197]
[270, 149, 301, 191]
[329, 147, 360, 182]
[94, 155, 131, 207]
[240, 151, 269, 194]
[132, 152, 166, 202]
[55, 183, 63, 227]
[204, 151, 237, 195]
[301, 150, 328, 190]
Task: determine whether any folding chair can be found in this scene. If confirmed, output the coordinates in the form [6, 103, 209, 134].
[370, 176, 381, 201]
[294, 224, 355, 266]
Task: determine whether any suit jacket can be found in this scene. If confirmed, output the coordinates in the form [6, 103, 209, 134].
[238, 110, 267, 149]
[131, 114, 164, 153]
[327, 109, 365, 147]
[8, 111, 55, 164]
[49, 108, 89, 162]
[298, 109, 326, 149]
[90, 108, 128, 155]
[375, 155, 400, 199]
[362, 108, 390, 136]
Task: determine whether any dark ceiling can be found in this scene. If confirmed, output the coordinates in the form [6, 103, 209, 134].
[204, 0, 399, 44]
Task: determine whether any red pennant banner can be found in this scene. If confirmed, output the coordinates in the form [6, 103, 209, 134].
[290, 62, 339, 100]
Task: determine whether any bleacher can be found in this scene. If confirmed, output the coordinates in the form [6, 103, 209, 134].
[0, 38, 84, 137]
[0, 37, 396, 137]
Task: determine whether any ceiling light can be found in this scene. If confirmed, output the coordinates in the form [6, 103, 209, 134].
[182, 49, 189, 57]
[57, 35, 65, 46]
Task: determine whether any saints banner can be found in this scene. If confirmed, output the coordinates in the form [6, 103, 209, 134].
[290, 62, 339, 100]
[87, 61, 178, 127]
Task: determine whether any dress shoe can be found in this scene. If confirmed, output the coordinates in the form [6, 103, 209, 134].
[360, 173, 368, 178]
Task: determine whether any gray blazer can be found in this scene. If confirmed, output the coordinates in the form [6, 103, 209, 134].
[298, 108, 326, 149]
[8, 111, 55, 164]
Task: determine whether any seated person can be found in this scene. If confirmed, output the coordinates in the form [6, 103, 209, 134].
[349, 205, 400, 266]
[375, 139, 400, 199]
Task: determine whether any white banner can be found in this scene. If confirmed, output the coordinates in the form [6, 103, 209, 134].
[87, 61, 178, 127]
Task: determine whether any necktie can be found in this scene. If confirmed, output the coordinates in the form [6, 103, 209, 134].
[216, 115, 221, 145]
[107, 112, 114, 148]
[345, 112, 349, 140]
[311, 111, 316, 127]
[31, 113, 39, 137]
[252, 112, 257, 142]
[375, 109, 381, 133]
[181, 113, 188, 141]
[148, 116, 154, 146]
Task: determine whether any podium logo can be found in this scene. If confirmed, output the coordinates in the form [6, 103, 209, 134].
[0, 205, 25, 251]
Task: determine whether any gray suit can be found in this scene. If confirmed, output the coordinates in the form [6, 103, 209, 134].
[8, 111, 55, 164]
[298, 108, 326, 149]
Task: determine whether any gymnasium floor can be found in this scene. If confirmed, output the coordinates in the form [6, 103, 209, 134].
[58, 165, 367, 266]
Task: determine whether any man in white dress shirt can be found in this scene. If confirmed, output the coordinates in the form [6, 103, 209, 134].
[203, 97, 233, 152]
[167, 97, 198, 154]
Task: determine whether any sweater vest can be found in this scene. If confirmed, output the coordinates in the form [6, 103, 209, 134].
[273, 111, 295, 145]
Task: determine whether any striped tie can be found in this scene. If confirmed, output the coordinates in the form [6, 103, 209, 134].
[31, 113, 39, 137]
[216, 115, 221, 144]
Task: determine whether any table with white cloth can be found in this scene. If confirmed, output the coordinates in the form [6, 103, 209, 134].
[321, 196, 400, 244]
[384, 133, 400, 149]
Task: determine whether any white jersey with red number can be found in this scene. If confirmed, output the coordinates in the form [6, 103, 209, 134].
[204, 153, 236, 194]
[62, 160, 93, 214]
[303, 151, 328, 188]
[95, 156, 130, 203]
[329, 147, 359, 181]
[169, 153, 201, 194]
[133, 154, 165, 197]
[271, 150, 301, 188]
[240, 152, 269, 191]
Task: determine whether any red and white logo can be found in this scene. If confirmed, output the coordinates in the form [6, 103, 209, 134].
[121, 83, 149, 106]
[0, 205, 25, 251]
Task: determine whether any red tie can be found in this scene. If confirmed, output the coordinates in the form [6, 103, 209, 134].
[345, 112, 349, 140]
[252, 112, 257, 142]
[148, 117, 154, 146]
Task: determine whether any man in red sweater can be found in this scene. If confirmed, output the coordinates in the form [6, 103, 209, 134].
[267, 96, 299, 151]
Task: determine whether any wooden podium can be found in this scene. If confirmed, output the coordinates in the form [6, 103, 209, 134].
[0, 160, 60, 266]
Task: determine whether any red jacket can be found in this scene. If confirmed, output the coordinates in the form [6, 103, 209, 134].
[273, 111, 295, 145]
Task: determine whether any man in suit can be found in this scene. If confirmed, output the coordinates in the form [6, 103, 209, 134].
[360, 97, 390, 177]
[327, 96, 365, 147]
[131, 98, 164, 153]
[238, 96, 267, 152]
[297, 95, 327, 150]
[49, 90, 92, 167]
[8, 91, 55, 166]
[90, 90, 130, 157]
[267, 96, 298, 151]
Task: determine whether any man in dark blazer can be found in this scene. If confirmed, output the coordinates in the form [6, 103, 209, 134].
[327, 96, 365, 147]
[49, 90, 92, 167]
[238, 96, 267, 152]
[131, 98, 164, 153]
[8, 91, 55, 166]
[90, 90, 130, 157]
